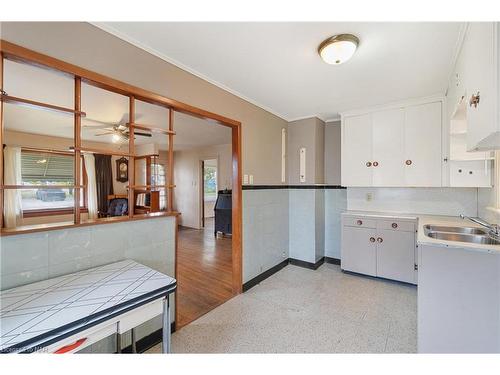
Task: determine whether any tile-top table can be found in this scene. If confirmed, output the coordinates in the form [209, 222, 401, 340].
[0, 260, 176, 353]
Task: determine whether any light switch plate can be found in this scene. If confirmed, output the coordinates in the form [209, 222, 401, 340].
[249, 175, 254, 184]
[243, 174, 249, 184]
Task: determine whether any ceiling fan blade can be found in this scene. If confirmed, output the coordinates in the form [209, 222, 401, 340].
[135, 132, 153, 137]
[94, 132, 114, 136]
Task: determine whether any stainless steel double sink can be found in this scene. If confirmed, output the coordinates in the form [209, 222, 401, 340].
[423, 224, 500, 245]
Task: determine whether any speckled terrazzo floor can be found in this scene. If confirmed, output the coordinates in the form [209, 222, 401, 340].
[148, 263, 417, 353]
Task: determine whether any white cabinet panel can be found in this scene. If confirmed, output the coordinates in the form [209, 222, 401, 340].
[464, 22, 498, 151]
[341, 98, 443, 188]
[376, 229, 416, 284]
[341, 226, 377, 276]
[404, 102, 442, 186]
[342, 114, 372, 186]
[372, 108, 405, 186]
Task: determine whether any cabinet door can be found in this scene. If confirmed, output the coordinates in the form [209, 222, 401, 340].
[404, 102, 442, 186]
[376, 229, 415, 284]
[372, 108, 405, 186]
[341, 226, 377, 276]
[341, 114, 372, 186]
[464, 22, 497, 150]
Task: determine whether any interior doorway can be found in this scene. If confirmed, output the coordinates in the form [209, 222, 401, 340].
[173, 113, 235, 329]
[201, 159, 217, 228]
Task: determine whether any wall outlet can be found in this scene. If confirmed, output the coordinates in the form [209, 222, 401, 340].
[243, 174, 249, 184]
[366, 192, 373, 202]
[282, 251, 286, 258]
[249, 175, 254, 184]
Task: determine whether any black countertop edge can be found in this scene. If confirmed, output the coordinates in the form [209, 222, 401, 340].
[2, 282, 176, 354]
[242, 185, 346, 190]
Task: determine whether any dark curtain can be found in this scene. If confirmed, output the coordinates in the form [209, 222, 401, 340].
[94, 154, 114, 216]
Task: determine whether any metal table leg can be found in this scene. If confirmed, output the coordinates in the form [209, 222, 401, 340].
[116, 322, 122, 354]
[131, 328, 137, 354]
[162, 296, 171, 353]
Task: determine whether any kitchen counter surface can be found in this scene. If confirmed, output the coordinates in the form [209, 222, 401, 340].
[343, 210, 500, 255]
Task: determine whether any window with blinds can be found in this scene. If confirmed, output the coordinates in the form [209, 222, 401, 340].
[20, 150, 80, 212]
[21, 151, 74, 184]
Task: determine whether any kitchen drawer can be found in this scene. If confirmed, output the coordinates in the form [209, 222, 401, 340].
[377, 219, 415, 232]
[118, 299, 163, 333]
[343, 216, 377, 229]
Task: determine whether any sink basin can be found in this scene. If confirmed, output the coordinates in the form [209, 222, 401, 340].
[423, 224, 487, 235]
[426, 231, 500, 245]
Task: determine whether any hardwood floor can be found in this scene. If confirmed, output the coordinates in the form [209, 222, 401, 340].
[176, 217, 233, 329]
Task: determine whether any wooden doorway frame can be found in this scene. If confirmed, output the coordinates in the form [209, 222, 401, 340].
[0, 40, 243, 315]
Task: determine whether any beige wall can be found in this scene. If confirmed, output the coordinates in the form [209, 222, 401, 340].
[174, 143, 232, 229]
[287, 117, 325, 184]
[1, 22, 288, 185]
[324, 120, 341, 185]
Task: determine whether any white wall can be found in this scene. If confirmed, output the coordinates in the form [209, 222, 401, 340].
[347, 187, 478, 216]
[174, 143, 232, 228]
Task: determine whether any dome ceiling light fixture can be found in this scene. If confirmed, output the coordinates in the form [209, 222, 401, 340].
[318, 34, 359, 65]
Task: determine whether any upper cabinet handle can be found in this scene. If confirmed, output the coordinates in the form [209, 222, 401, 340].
[373, 161, 379, 167]
[357, 220, 363, 225]
[405, 160, 412, 166]
[469, 91, 480, 108]
[366, 161, 372, 167]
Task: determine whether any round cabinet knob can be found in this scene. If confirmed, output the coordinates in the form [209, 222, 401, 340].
[392, 222, 398, 229]
[373, 161, 379, 167]
[377, 237, 383, 243]
[369, 237, 376, 243]
[356, 220, 363, 226]
[366, 161, 372, 167]
[405, 160, 412, 166]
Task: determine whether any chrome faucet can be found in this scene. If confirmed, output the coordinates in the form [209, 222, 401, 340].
[460, 214, 500, 238]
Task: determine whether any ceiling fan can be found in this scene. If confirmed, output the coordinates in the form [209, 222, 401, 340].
[82, 113, 152, 143]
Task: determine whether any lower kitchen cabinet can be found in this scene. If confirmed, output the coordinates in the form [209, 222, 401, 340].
[342, 226, 377, 276]
[341, 213, 417, 284]
[376, 229, 415, 284]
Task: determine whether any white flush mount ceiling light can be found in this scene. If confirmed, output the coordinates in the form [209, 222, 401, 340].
[318, 34, 359, 65]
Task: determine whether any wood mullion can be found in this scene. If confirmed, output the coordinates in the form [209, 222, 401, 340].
[128, 96, 135, 218]
[0, 53, 4, 229]
[0, 94, 86, 117]
[74, 77, 82, 224]
[146, 156, 152, 186]
[71, 147, 133, 158]
[167, 109, 174, 212]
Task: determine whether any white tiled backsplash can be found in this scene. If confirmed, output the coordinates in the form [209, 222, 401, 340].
[347, 187, 478, 217]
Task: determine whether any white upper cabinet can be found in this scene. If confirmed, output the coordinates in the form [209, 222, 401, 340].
[372, 108, 405, 186]
[463, 22, 500, 151]
[341, 114, 373, 186]
[341, 99, 443, 187]
[443, 22, 495, 187]
[404, 102, 443, 186]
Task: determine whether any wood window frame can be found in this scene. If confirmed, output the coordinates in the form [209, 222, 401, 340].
[0, 40, 243, 298]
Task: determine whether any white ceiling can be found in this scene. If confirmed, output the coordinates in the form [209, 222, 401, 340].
[3, 59, 231, 151]
[95, 22, 463, 121]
